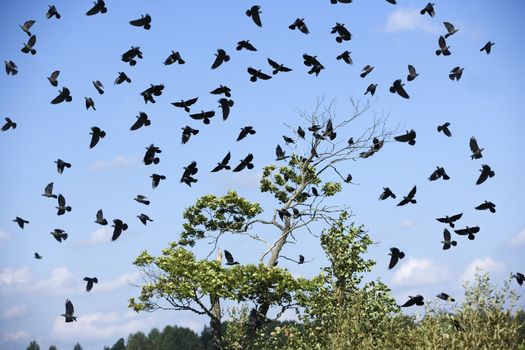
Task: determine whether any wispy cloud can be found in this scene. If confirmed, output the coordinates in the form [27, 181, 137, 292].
[0, 230, 12, 243]
[382, 8, 440, 33]
[76, 227, 113, 246]
[461, 257, 505, 282]
[508, 228, 525, 248]
[1, 330, 28, 342]
[97, 272, 140, 293]
[90, 155, 139, 172]
[0, 267, 31, 293]
[393, 258, 450, 286]
[400, 219, 416, 230]
[1, 305, 28, 320]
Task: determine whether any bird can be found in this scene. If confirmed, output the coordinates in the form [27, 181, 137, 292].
[56, 194, 72, 215]
[13, 217, 29, 229]
[47, 70, 60, 86]
[210, 85, 231, 98]
[211, 152, 231, 172]
[83, 277, 98, 292]
[428, 166, 450, 181]
[277, 209, 291, 221]
[20, 20, 35, 36]
[172, 97, 198, 112]
[512, 273, 524, 286]
[331, 23, 351, 43]
[34, 252, 43, 259]
[436, 36, 451, 56]
[388, 247, 405, 269]
[475, 201, 496, 213]
[364, 83, 378, 96]
[181, 126, 199, 144]
[237, 126, 256, 141]
[336, 50, 352, 65]
[42, 182, 58, 199]
[330, 0, 353, 3]
[275, 145, 287, 161]
[323, 119, 336, 140]
[190, 110, 215, 125]
[129, 14, 152, 30]
[137, 214, 153, 225]
[51, 87, 73, 104]
[469, 137, 484, 160]
[233, 154, 254, 172]
[121, 46, 143, 66]
[379, 187, 396, 201]
[437, 292, 455, 302]
[111, 219, 128, 241]
[55, 159, 71, 174]
[283, 135, 295, 144]
[144, 144, 162, 165]
[115, 72, 131, 85]
[297, 126, 305, 138]
[21, 35, 37, 55]
[389, 79, 410, 99]
[142, 92, 154, 104]
[224, 250, 239, 265]
[164, 50, 185, 65]
[401, 295, 424, 307]
[247, 67, 272, 82]
[449, 67, 464, 81]
[92, 80, 104, 95]
[46, 5, 61, 19]
[420, 2, 435, 17]
[360, 65, 374, 78]
[5, 61, 18, 75]
[299, 255, 305, 264]
[150, 174, 166, 189]
[246, 5, 262, 27]
[89, 126, 106, 149]
[85, 97, 96, 110]
[86, 0, 107, 16]
[437, 122, 452, 137]
[61, 300, 77, 322]
[436, 213, 463, 228]
[267, 58, 292, 75]
[289, 18, 309, 34]
[476, 164, 495, 185]
[407, 65, 419, 81]
[95, 209, 108, 225]
[480, 41, 495, 54]
[455, 226, 480, 240]
[50, 229, 68, 242]
[443, 22, 459, 38]
[218, 98, 234, 120]
[394, 129, 416, 145]
[130, 112, 151, 131]
[142, 84, 164, 98]
[181, 161, 198, 186]
[397, 186, 417, 206]
[441, 228, 457, 250]
[134, 195, 150, 205]
[211, 49, 230, 69]
[385, 0, 397, 4]
[236, 40, 257, 52]
[1, 117, 17, 132]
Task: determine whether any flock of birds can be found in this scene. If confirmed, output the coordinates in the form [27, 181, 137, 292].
[2, 0, 522, 325]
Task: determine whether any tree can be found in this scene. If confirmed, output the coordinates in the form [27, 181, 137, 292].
[109, 338, 125, 350]
[26, 341, 40, 350]
[130, 100, 393, 349]
[127, 331, 148, 350]
[49, 346, 58, 350]
[73, 343, 83, 350]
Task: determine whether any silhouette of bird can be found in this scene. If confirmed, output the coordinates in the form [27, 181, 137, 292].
[233, 154, 254, 172]
[121, 46, 143, 66]
[364, 83, 377, 96]
[420, 2, 435, 17]
[336, 50, 352, 65]
[86, 0, 107, 16]
[85, 97, 96, 110]
[150, 174, 166, 189]
[218, 98, 234, 120]
[47, 70, 60, 86]
[278, 208, 291, 221]
[42, 182, 57, 199]
[331, 23, 351, 43]
[61, 299, 76, 322]
[299, 255, 305, 264]
[267, 58, 292, 75]
[469, 137, 484, 160]
[449, 66, 464, 81]
[56, 194, 72, 215]
[476, 164, 495, 185]
[55, 159, 71, 174]
[401, 295, 424, 307]
[246, 5, 262, 27]
[34, 252, 43, 259]
[111, 219, 128, 241]
[50, 229, 68, 242]
[5, 61, 18, 75]
[437, 122, 452, 137]
[276, 145, 287, 161]
[385, 0, 397, 4]
[360, 65, 374, 78]
[224, 250, 239, 265]
[437, 292, 455, 302]
[211, 152, 231, 172]
[283, 135, 294, 144]
[46, 5, 61, 19]
[83, 277, 98, 292]
[397, 186, 417, 206]
[297, 126, 305, 138]
[115, 72, 131, 85]
[436, 213, 463, 228]
[247, 67, 272, 82]
[441, 228, 457, 250]
[454, 226, 480, 240]
[137, 214, 153, 225]
[289, 18, 309, 34]
[134, 195, 150, 205]
[436, 36, 451, 56]
[330, 0, 353, 3]
[379, 187, 396, 200]
[475, 200, 496, 213]
[51, 87, 72, 104]
[512, 273, 524, 286]
[388, 248, 405, 269]
[211, 49, 230, 69]
[237, 126, 256, 141]
[20, 20, 35, 36]
[407, 65, 419, 81]
[129, 14, 151, 30]
[480, 41, 495, 54]
[21, 35, 37, 55]
[181, 126, 199, 144]
[13, 217, 29, 229]
[164, 50, 185, 65]
[1, 117, 17, 132]
[210, 85, 231, 98]
[130, 112, 151, 131]
[95, 209, 108, 225]
[237, 40, 257, 51]
[181, 161, 198, 186]
[92, 80, 104, 95]
[89, 126, 106, 148]
[172, 97, 198, 112]
[394, 129, 416, 145]
[190, 110, 215, 125]
[144, 144, 161, 165]
[443, 22, 459, 38]
[389, 79, 410, 99]
[428, 166, 450, 181]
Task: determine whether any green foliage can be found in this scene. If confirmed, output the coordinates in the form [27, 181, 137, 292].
[109, 338, 125, 350]
[48, 346, 57, 350]
[72, 343, 83, 350]
[26, 341, 40, 350]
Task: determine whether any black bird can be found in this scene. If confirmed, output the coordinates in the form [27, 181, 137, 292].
[190, 110, 215, 125]
[480, 41, 495, 54]
[267, 58, 292, 75]
[360, 65, 374, 78]
[331, 23, 351, 43]
[134, 195, 150, 206]
[337, 50, 352, 65]
[85, 97, 96, 111]
[55, 159, 71, 174]
[289, 18, 309, 34]
[428, 166, 450, 181]
[47, 70, 60, 86]
[308, 63, 324, 76]
[86, 0, 107, 15]
[475, 201, 496, 213]
[218, 98, 234, 120]
[237, 40, 257, 52]
[142, 89, 154, 103]
[34, 252, 43, 259]
[397, 186, 417, 206]
[129, 14, 151, 30]
[181, 126, 199, 144]
[246, 5, 262, 27]
[20, 20, 35, 36]
[436, 213, 463, 228]
[50, 229, 68, 242]
[436, 36, 451, 56]
[137, 214, 153, 225]
[42, 182, 57, 199]
[364, 83, 378, 96]
[89, 126, 106, 148]
[297, 126, 305, 138]
[299, 255, 305, 264]
[420, 2, 435, 17]
[388, 247, 405, 269]
[164, 50, 185, 65]
[13, 217, 29, 229]
[210, 85, 231, 98]
[211, 152, 231, 172]
[46, 5, 61, 19]
[275, 145, 287, 161]
[449, 67, 464, 81]
[114, 72, 131, 84]
[323, 119, 336, 140]
[389, 79, 410, 99]
[150, 174, 166, 189]
[379, 187, 396, 201]
[283, 135, 294, 144]
[476, 164, 495, 185]
[233, 154, 254, 172]
[224, 250, 239, 265]
[444, 22, 459, 38]
[407, 65, 419, 81]
[454, 226, 480, 240]
[237, 126, 256, 141]
[247, 67, 272, 82]
[330, 0, 353, 3]
[61, 299, 76, 322]
[92, 80, 104, 95]
[56, 194, 72, 215]
[144, 144, 161, 165]
[437, 292, 455, 302]
[111, 219, 128, 241]
[211, 49, 230, 69]
[469, 137, 484, 160]
[385, 0, 397, 4]
[277, 208, 291, 221]
[513, 273, 524, 286]
[1, 117, 17, 132]
[121, 46, 143, 66]
[130, 112, 151, 131]
[142, 84, 164, 98]
[401, 295, 424, 307]
[95, 209, 108, 225]
[441, 228, 457, 250]
[51, 87, 72, 104]
[5, 61, 18, 75]
[172, 97, 198, 112]
[181, 161, 198, 186]
[83, 277, 98, 292]
[303, 54, 323, 70]
[394, 129, 416, 145]
[437, 122, 452, 137]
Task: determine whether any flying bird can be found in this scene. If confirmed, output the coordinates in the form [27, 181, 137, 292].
[331, 23, 351, 43]
[164, 50, 185, 65]
[476, 164, 495, 185]
[360, 65, 374, 78]
[388, 247, 405, 269]
[83, 277, 98, 292]
[454, 226, 480, 240]
[56, 194, 72, 215]
[428, 166, 450, 181]
[129, 14, 151, 30]
[211, 152, 231, 172]
[385, 0, 397, 4]
[233, 154, 254, 172]
[144, 144, 162, 165]
[86, 0, 107, 16]
[130, 112, 151, 131]
[13, 217, 29, 229]
[283, 135, 295, 144]
[469, 137, 484, 159]
[51, 87, 72, 104]
[34, 252, 43, 259]
[276, 145, 287, 161]
[1, 117, 17, 132]
[449, 66, 464, 81]
[237, 126, 256, 141]
[513, 273, 524, 286]
[443, 22, 459, 38]
[420, 2, 435, 17]
[111, 219, 128, 241]
[55, 159, 71, 174]
[95, 209, 108, 225]
[475, 200, 496, 213]
[20, 20, 35, 36]
[236, 40, 257, 52]
[150, 174, 166, 189]
[297, 126, 305, 138]
[85, 97, 96, 110]
[46, 5, 61, 19]
[210, 85, 231, 97]
[330, 0, 353, 3]
[480, 41, 495, 54]
[441, 228, 457, 250]
[336, 50, 352, 65]
[5, 61, 18, 75]
[436, 213, 463, 228]
[50, 229, 68, 242]
[121, 46, 143, 66]
[394, 129, 416, 145]
[224, 250, 239, 265]
[397, 186, 417, 206]
[267, 58, 292, 75]
[211, 49, 230, 69]
[42, 182, 57, 199]
[114, 72, 131, 84]
[134, 195, 150, 205]
[246, 5, 262, 27]
[401, 295, 424, 307]
[47, 70, 60, 86]
[437, 122, 452, 137]
[89, 126, 106, 149]
[407, 65, 419, 81]
[389, 79, 410, 99]
[61, 299, 76, 322]
[190, 110, 215, 125]
[137, 214, 153, 225]
[379, 187, 396, 201]
[218, 98, 234, 119]
[181, 126, 199, 144]
[364, 83, 377, 96]
[92, 80, 104, 95]
[172, 97, 198, 112]
[289, 18, 309, 34]
[247, 67, 272, 82]
[181, 161, 198, 186]
[436, 36, 451, 56]
[21, 35, 37, 55]
[437, 292, 455, 302]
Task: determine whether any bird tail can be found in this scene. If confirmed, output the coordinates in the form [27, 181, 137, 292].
[436, 50, 441, 56]
[122, 224, 128, 231]
[66, 206, 72, 212]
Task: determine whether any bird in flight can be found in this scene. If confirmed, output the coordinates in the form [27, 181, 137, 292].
[13, 217, 29, 229]
[50, 229, 68, 242]
[86, 0, 107, 16]
[211, 49, 230, 69]
[150, 174, 166, 189]
[137, 214, 154, 225]
[129, 14, 152, 30]
[211, 152, 231, 172]
[111, 219, 128, 241]
[224, 250, 239, 265]
[61, 299, 77, 322]
[95, 209, 108, 225]
[172, 97, 198, 112]
[1, 117, 17, 132]
[233, 154, 254, 172]
[476, 164, 495, 185]
[436, 213, 463, 228]
[389, 79, 410, 99]
[397, 186, 417, 206]
[437, 122, 452, 137]
[443, 22, 459, 38]
[388, 247, 405, 269]
[475, 200, 496, 213]
[394, 129, 416, 145]
[46, 5, 61, 19]
[42, 182, 58, 199]
[454, 226, 480, 240]
[89, 126, 106, 149]
[246, 5, 262, 27]
[441, 229, 457, 250]
[289, 18, 309, 34]
[437, 292, 455, 302]
[480, 41, 495, 54]
[401, 295, 424, 307]
[5, 61, 18, 75]
[83, 277, 98, 292]
[420, 2, 435, 17]
[436, 36, 451, 56]
[56, 194, 72, 215]
[267, 58, 292, 75]
[379, 187, 396, 201]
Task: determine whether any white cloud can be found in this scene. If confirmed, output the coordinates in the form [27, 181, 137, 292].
[400, 219, 416, 230]
[0, 230, 11, 243]
[382, 8, 440, 33]
[1, 305, 28, 320]
[0, 267, 31, 293]
[91, 155, 138, 171]
[96, 272, 140, 293]
[1, 330, 28, 342]
[461, 257, 505, 282]
[508, 228, 525, 248]
[393, 258, 450, 286]
[85, 227, 113, 245]
[33, 267, 78, 293]
[0, 266, 79, 295]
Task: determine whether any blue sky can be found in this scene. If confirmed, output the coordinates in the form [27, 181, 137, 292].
[1, 0, 524, 348]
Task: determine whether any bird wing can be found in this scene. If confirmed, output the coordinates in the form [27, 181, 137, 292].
[408, 64, 416, 75]
[443, 228, 451, 241]
[51, 92, 66, 104]
[444, 22, 454, 33]
[44, 182, 53, 194]
[388, 253, 399, 269]
[58, 194, 65, 206]
[50, 70, 60, 80]
[407, 186, 417, 198]
[232, 161, 245, 172]
[222, 152, 231, 164]
[96, 209, 104, 221]
[89, 133, 99, 148]
[476, 170, 488, 185]
[454, 228, 469, 235]
[65, 299, 74, 315]
[189, 112, 204, 120]
[258, 71, 272, 80]
[394, 132, 410, 142]
[224, 250, 234, 263]
[130, 117, 143, 130]
[185, 97, 198, 106]
[267, 58, 279, 68]
[247, 67, 257, 75]
[211, 53, 223, 69]
[438, 36, 447, 49]
[251, 9, 262, 27]
[86, 3, 100, 15]
[396, 84, 410, 99]
[129, 17, 145, 26]
[436, 217, 449, 223]
[401, 298, 416, 307]
[450, 213, 463, 221]
[469, 137, 480, 153]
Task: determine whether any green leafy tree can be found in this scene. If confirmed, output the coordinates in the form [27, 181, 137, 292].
[26, 341, 40, 350]
[109, 338, 125, 350]
[72, 343, 83, 350]
[48, 346, 58, 350]
[126, 331, 148, 350]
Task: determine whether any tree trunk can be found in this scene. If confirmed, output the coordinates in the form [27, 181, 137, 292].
[210, 249, 223, 350]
